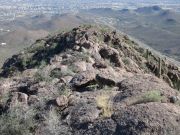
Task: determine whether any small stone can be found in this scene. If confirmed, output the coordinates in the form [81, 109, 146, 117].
[169, 96, 178, 103]
[56, 95, 68, 107]
[73, 61, 87, 72]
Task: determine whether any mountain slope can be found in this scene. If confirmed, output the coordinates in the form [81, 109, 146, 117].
[0, 25, 180, 135]
[85, 7, 180, 61]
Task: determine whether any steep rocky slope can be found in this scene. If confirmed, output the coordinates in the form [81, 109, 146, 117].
[0, 25, 180, 135]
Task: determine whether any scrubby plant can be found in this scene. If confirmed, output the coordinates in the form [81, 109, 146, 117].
[34, 68, 51, 82]
[96, 94, 113, 118]
[86, 84, 99, 91]
[0, 91, 10, 105]
[57, 84, 71, 96]
[0, 106, 36, 135]
[44, 108, 60, 135]
[42, 108, 70, 135]
[50, 68, 74, 79]
[122, 57, 131, 65]
[132, 90, 163, 105]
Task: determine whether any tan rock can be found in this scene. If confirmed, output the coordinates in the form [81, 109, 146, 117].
[9, 92, 28, 107]
[73, 61, 87, 72]
[56, 95, 68, 107]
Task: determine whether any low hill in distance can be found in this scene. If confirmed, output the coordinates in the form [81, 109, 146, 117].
[0, 25, 180, 135]
[0, 14, 88, 67]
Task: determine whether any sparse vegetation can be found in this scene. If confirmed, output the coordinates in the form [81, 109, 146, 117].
[0, 106, 36, 135]
[132, 90, 163, 105]
[57, 84, 71, 96]
[34, 68, 51, 82]
[50, 68, 74, 79]
[122, 57, 131, 65]
[96, 93, 113, 118]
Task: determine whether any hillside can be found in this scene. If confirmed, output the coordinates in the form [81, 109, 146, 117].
[84, 7, 180, 61]
[0, 25, 180, 135]
[0, 14, 88, 67]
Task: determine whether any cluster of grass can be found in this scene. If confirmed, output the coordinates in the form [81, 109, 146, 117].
[50, 68, 75, 79]
[57, 84, 71, 96]
[44, 108, 60, 135]
[42, 108, 69, 135]
[96, 93, 113, 118]
[132, 90, 163, 105]
[122, 57, 131, 65]
[0, 106, 36, 135]
[34, 67, 51, 83]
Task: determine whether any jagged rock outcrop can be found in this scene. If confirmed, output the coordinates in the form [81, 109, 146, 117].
[0, 25, 180, 135]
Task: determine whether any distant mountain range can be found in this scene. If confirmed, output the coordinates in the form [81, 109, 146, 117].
[0, 5, 180, 67]
[85, 6, 180, 61]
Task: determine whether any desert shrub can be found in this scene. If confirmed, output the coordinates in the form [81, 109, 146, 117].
[57, 84, 71, 96]
[44, 108, 60, 135]
[28, 41, 46, 53]
[0, 106, 36, 135]
[122, 57, 131, 65]
[96, 94, 113, 118]
[42, 108, 69, 135]
[132, 90, 163, 105]
[0, 91, 10, 105]
[50, 68, 74, 79]
[73, 52, 91, 63]
[34, 68, 51, 82]
[86, 84, 99, 91]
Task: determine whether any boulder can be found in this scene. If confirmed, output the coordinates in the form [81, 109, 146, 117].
[112, 103, 180, 135]
[74, 118, 117, 135]
[96, 67, 122, 87]
[114, 74, 180, 105]
[69, 102, 100, 129]
[96, 74, 116, 86]
[93, 60, 107, 69]
[99, 46, 124, 67]
[70, 71, 96, 88]
[8, 92, 28, 107]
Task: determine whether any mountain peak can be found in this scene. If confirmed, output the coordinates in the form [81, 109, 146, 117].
[135, 6, 162, 14]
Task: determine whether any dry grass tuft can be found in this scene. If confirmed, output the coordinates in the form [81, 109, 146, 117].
[96, 93, 113, 118]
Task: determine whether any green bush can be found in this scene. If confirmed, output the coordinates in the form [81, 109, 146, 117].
[132, 90, 163, 105]
[34, 68, 51, 82]
[0, 106, 36, 135]
[122, 58, 130, 65]
[50, 68, 74, 79]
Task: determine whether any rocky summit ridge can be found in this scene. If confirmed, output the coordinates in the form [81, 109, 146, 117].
[0, 25, 180, 135]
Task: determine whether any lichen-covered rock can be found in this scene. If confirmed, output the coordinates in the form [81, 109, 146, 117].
[115, 74, 180, 104]
[74, 118, 117, 135]
[69, 102, 100, 129]
[112, 103, 180, 135]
